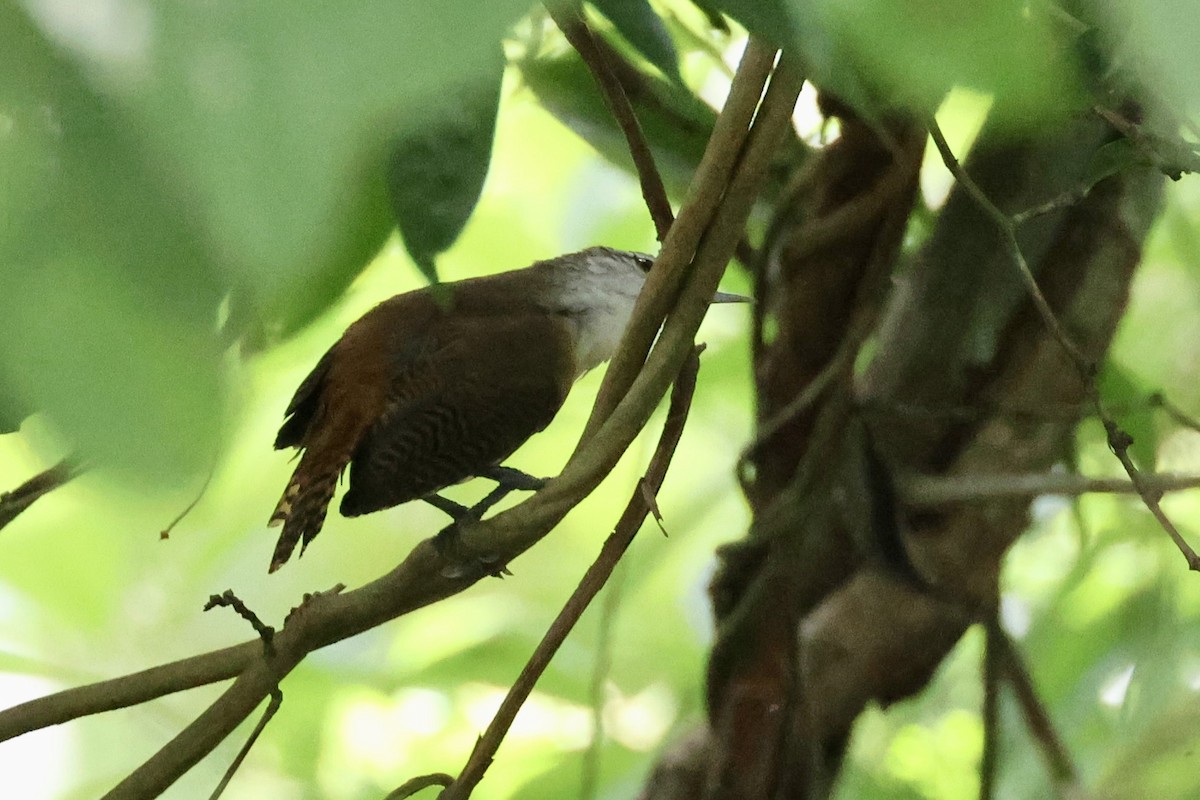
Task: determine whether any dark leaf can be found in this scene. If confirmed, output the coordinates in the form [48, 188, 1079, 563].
[703, 0, 796, 47]
[520, 49, 715, 197]
[0, 396, 26, 435]
[688, 0, 730, 33]
[592, 0, 683, 82]
[388, 47, 506, 285]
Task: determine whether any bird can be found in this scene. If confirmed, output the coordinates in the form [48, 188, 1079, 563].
[267, 246, 743, 572]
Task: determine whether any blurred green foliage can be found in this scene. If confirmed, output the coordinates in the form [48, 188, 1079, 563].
[1, 2, 1200, 800]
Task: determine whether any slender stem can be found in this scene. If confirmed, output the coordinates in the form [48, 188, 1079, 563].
[547, 3, 674, 241]
[979, 621, 1001, 800]
[926, 118, 1093, 375]
[207, 690, 282, 800]
[898, 470, 1200, 506]
[0, 643, 256, 743]
[436, 348, 702, 800]
[580, 556, 626, 800]
[0, 458, 80, 531]
[161, 466, 215, 539]
[925, 115, 1200, 571]
[994, 631, 1080, 791]
[578, 40, 777, 445]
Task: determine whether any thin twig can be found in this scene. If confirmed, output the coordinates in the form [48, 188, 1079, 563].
[1101, 419, 1200, 568]
[547, 2, 674, 241]
[580, 548, 628, 800]
[203, 591, 276, 657]
[161, 466, 215, 539]
[925, 118, 1093, 375]
[1149, 392, 1200, 434]
[738, 338, 853, 484]
[993, 630, 1081, 792]
[926, 117, 1200, 570]
[196, 592, 281, 798]
[436, 347, 702, 800]
[898, 470, 1200, 506]
[1011, 188, 1089, 226]
[979, 621, 1001, 800]
[207, 689, 282, 800]
[865, 394, 1197, 426]
[0, 458, 80, 531]
[1094, 105, 1200, 179]
[386, 774, 453, 800]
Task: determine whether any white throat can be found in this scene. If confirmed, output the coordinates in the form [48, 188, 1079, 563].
[542, 247, 649, 378]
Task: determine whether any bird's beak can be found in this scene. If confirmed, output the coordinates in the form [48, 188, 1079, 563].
[711, 290, 752, 304]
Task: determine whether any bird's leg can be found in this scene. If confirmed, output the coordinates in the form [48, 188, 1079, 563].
[429, 466, 546, 575]
[422, 467, 546, 523]
[423, 494, 471, 520]
[468, 465, 547, 517]
[429, 489, 512, 580]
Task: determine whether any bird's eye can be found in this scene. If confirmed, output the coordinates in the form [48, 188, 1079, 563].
[634, 254, 655, 272]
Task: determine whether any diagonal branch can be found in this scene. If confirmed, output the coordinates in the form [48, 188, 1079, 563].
[925, 119, 1092, 374]
[926, 117, 1200, 571]
[546, 2, 674, 241]
[0, 458, 80, 531]
[434, 345, 702, 800]
[0, 38, 801, 800]
[578, 40, 779, 444]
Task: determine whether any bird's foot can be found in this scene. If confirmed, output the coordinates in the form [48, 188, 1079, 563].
[423, 466, 547, 525]
[432, 521, 508, 579]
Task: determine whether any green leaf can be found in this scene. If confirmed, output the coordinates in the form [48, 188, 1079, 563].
[592, 0, 682, 82]
[0, 401, 26, 436]
[704, 0, 797, 48]
[28, 0, 529, 334]
[388, 47, 506, 285]
[520, 48, 716, 197]
[0, 5, 224, 481]
[713, 0, 1084, 129]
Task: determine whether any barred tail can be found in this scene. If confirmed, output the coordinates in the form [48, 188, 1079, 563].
[267, 451, 348, 572]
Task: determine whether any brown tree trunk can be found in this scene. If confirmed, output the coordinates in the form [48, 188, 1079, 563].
[640, 100, 1165, 799]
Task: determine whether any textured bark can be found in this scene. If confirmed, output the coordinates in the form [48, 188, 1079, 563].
[643, 98, 1165, 799]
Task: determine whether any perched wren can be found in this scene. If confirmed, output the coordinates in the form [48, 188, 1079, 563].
[268, 246, 743, 572]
